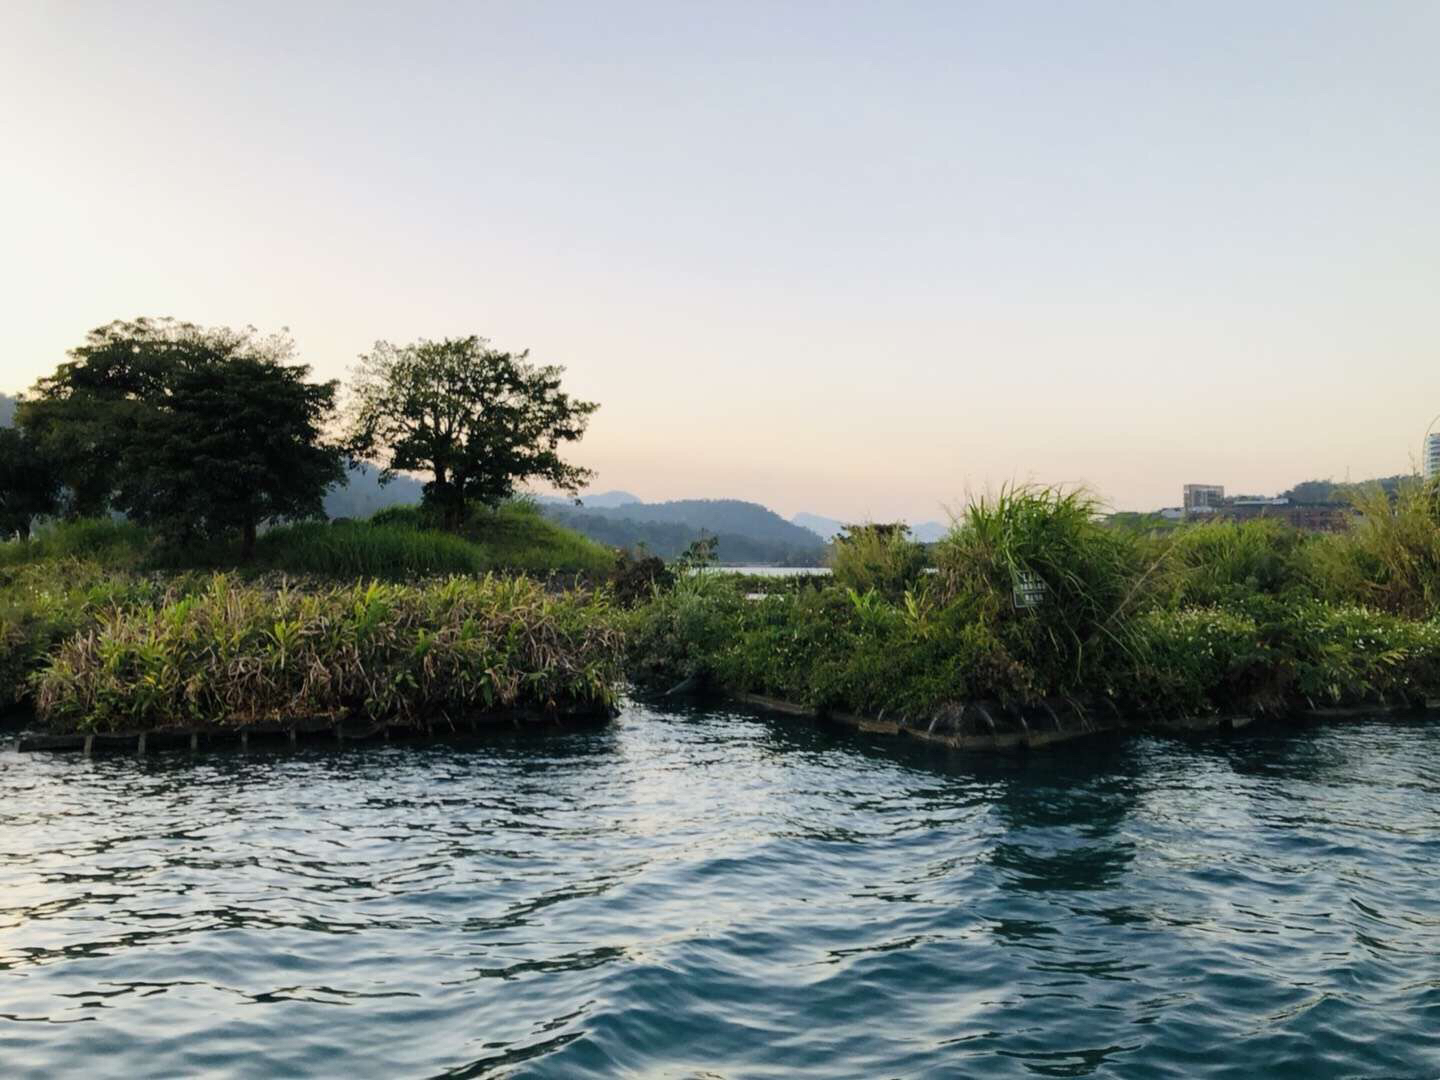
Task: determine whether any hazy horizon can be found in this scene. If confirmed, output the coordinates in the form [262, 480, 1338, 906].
[5, 2, 1437, 520]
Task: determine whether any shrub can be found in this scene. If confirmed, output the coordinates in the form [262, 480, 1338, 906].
[609, 548, 674, 607]
[1125, 607, 1269, 716]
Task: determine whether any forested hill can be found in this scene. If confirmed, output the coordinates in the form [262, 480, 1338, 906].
[542, 498, 828, 565]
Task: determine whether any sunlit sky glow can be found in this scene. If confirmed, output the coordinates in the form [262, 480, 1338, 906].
[3, 2, 1437, 520]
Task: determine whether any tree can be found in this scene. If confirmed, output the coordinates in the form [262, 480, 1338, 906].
[344, 336, 598, 530]
[0, 426, 60, 539]
[19, 318, 344, 558]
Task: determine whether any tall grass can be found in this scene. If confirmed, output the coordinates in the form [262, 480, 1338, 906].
[463, 499, 615, 575]
[933, 485, 1142, 686]
[1308, 480, 1440, 617]
[1150, 517, 1312, 608]
[828, 523, 928, 599]
[0, 519, 149, 569]
[264, 501, 615, 578]
[35, 574, 625, 732]
[255, 521, 485, 577]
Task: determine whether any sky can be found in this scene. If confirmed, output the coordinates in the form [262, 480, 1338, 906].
[3, 1, 1438, 521]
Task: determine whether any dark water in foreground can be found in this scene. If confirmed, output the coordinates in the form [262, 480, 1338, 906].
[1, 704, 1438, 1079]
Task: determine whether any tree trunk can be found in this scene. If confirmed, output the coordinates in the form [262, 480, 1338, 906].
[241, 518, 257, 562]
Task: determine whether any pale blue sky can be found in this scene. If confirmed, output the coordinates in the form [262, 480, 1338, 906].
[3, 2, 1437, 518]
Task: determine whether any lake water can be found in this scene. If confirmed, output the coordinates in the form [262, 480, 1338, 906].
[2, 702, 1437, 1078]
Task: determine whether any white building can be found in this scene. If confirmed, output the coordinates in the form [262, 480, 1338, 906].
[1426, 433, 1440, 480]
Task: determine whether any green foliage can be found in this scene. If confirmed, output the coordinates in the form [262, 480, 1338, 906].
[622, 577, 750, 685]
[457, 499, 615, 575]
[1125, 607, 1270, 716]
[673, 533, 719, 573]
[1312, 480, 1440, 617]
[0, 426, 61, 538]
[34, 575, 625, 732]
[254, 522, 486, 578]
[609, 548, 674, 608]
[253, 504, 614, 580]
[0, 559, 180, 710]
[933, 485, 1142, 692]
[1152, 517, 1312, 608]
[626, 480, 1440, 724]
[367, 503, 438, 531]
[19, 318, 343, 557]
[0, 519, 150, 569]
[0, 505, 612, 581]
[828, 522, 928, 599]
[344, 336, 598, 530]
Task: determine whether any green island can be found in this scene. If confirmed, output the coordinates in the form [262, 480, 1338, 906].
[2, 318, 1438, 747]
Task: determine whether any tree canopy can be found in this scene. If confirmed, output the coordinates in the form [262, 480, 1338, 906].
[18, 318, 343, 556]
[344, 336, 598, 529]
[0, 426, 60, 539]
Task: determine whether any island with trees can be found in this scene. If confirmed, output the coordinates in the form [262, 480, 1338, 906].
[2, 316, 1439, 748]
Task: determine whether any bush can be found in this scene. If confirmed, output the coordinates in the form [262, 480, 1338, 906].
[609, 548, 674, 607]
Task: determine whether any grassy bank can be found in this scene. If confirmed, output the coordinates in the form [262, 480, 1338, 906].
[0, 499, 615, 580]
[33, 575, 623, 733]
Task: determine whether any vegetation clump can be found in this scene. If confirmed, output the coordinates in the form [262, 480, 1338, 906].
[828, 523, 928, 599]
[34, 575, 623, 733]
[627, 482, 1440, 725]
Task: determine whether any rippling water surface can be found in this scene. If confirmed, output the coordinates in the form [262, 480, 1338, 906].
[2, 703, 1438, 1078]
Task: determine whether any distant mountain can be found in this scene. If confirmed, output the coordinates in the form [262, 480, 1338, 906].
[543, 489, 641, 509]
[543, 498, 827, 565]
[324, 464, 425, 520]
[791, 512, 845, 541]
[0, 393, 16, 428]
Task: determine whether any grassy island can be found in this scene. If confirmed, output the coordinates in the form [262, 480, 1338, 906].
[3, 317, 1438, 748]
[0, 510, 622, 734]
[3, 481, 1439, 744]
[625, 484, 1440, 734]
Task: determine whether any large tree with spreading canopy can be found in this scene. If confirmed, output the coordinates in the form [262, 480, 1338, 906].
[19, 318, 344, 557]
[343, 336, 598, 530]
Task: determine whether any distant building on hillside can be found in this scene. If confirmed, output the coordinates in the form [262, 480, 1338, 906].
[1182, 484, 1224, 514]
[1426, 433, 1440, 479]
